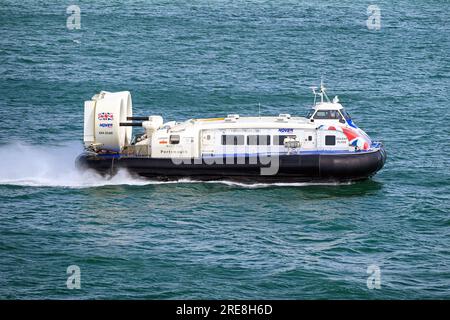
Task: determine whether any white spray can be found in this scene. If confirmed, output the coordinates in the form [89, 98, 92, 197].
[0, 141, 150, 188]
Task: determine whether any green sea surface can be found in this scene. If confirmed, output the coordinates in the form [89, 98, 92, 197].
[0, 0, 449, 299]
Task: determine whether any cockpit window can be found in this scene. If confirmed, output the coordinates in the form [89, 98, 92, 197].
[329, 110, 341, 119]
[313, 110, 342, 119]
[313, 110, 328, 119]
[306, 109, 315, 118]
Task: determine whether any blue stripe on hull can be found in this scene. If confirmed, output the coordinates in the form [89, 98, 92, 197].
[96, 149, 381, 159]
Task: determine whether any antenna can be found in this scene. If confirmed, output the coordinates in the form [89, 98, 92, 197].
[310, 86, 318, 106]
[319, 79, 330, 103]
[311, 79, 331, 106]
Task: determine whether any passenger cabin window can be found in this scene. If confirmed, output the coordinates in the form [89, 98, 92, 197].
[325, 135, 336, 146]
[247, 135, 270, 145]
[273, 135, 296, 145]
[221, 135, 245, 146]
[169, 135, 180, 144]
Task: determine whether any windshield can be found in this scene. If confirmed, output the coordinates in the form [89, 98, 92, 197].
[306, 109, 315, 118]
[314, 110, 342, 119]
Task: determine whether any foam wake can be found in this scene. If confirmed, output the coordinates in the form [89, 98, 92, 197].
[0, 141, 150, 188]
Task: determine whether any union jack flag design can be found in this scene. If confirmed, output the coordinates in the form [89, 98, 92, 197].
[98, 112, 114, 121]
[318, 124, 371, 151]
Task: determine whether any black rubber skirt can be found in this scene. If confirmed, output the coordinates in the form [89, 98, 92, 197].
[76, 147, 386, 183]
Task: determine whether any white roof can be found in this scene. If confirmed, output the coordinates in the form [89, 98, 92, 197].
[313, 102, 343, 111]
[165, 115, 316, 132]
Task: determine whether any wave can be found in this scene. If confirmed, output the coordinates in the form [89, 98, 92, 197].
[204, 180, 353, 188]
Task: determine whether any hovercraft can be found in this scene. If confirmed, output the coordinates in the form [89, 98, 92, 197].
[76, 84, 386, 183]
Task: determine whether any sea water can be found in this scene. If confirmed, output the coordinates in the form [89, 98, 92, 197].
[0, 0, 449, 299]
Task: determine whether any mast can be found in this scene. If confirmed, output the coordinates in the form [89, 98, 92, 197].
[311, 81, 330, 106]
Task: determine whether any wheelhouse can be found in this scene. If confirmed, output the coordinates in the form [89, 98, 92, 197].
[307, 106, 351, 124]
